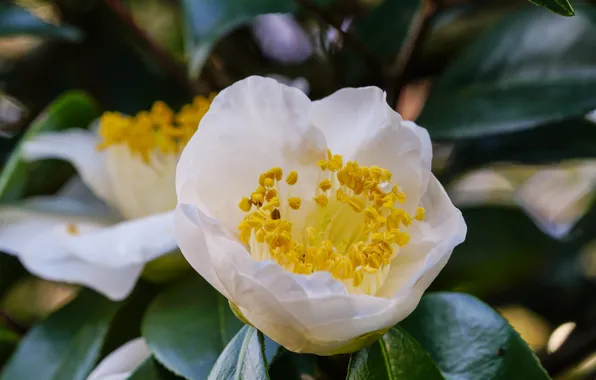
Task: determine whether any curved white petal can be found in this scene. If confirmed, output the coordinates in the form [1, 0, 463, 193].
[311, 88, 432, 211]
[516, 164, 596, 238]
[0, 197, 176, 300]
[176, 76, 326, 231]
[22, 129, 114, 204]
[87, 338, 151, 380]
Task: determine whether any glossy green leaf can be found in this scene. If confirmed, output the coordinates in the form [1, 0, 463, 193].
[181, 0, 296, 79]
[0, 4, 82, 40]
[401, 293, 549, 379]
[418, 4, 596, 139]
[355, 0, 422, 59]
[0, 290, 121, 380]
[529, 0, 574, 16]
[208, 326, 269, 380]
[142, 276, 243, 379]
[0, 91, 100, 203]
[433, 206, 557, 297]
[128, 358, 181, 380]
[347, 326, 444, 380]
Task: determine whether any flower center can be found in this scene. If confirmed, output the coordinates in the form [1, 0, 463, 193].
[237, 150, 425, 296]
[97, 95, 215, 162]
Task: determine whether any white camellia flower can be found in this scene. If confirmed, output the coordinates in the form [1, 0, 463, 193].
[0, 97, 213, 300]
[175, 76, 467, 355]
[87, 338, 151, 380]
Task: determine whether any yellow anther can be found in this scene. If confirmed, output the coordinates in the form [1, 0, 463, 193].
[236, 153, 420, 295]
[256, 228, 266, 243]
[66, 223, 79, 235]
[251, 193, 264, 205]
[264, 177, 274, 188]
[347, 197, 365, 213]
[288, 197, 302, 210]
[318, 179, 332, 192]
[97, 96, 214, 161]
[239, 197, 252, 212]
[314, 194, 329, 207]
[265, 189, 277, 201]
[286, 170, 298, 185]
[415, 207, 425, 221]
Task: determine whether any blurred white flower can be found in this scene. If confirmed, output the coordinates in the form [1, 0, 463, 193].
[0, 97, 213, 300]
[448, 169, 515, 207]
[87, 338, 150, 380]
[253, 14, 312, 63]
[516, 163, 596, 238]
[175, 76, 466, 355]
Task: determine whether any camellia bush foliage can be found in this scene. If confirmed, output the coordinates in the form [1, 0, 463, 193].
[0, 0, 595, 379]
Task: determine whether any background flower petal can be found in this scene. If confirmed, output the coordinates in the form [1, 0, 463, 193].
[87, 338, 151, 380]
[22, 129, 115, 205]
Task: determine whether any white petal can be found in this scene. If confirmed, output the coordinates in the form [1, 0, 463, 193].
[0, 197, 176, 300]
[253, 14, 312, 64]
[311, 88, 432, 211]
[376, 175, 467, 299]
[176, 76, 326, 231]
[176, 203, 399, 354]
[516, 164, 596, 238]
[103, 146, 178, 219]
[22, 129, 114, 204]
[87, 338, 151, 380]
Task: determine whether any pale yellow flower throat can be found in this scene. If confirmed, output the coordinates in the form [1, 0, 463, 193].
[238, 150, 425, 296]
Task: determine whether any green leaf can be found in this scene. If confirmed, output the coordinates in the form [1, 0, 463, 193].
[0, 255, 24, 300]
[0, 4, 82, 40]
[401, 293, 549, 380]
[0, 323, 19, 369]
[208, 326, 270, 380]
[181, 0, 296, 79]
[529, 0, 574, 16]
[433, 206, 557, 297]
[142, 276, 243, 379]
[0, 91, 100, 203]
[347, 326, 444, 380]
[0, 289, 121, 380]
[128, 358, 181, 380]
[418, 4, 596, 139]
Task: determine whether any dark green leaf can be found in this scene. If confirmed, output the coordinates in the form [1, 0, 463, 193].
[418, 4, 596, 139]
[446, 118, 596, 172]
[354, 0, 422, 59]
[181, 0, 296, 79]
[208, 326, 269, 380]
[128, 358, 182, 380]
[142, 276, 243, 379]
[529, 0, 574, 16]
[0, 91, 100, 203]
[0, 323, 19, 369]
[347, 326, 444, 380]
[0, 289, 121, 380]
[0, 4, 82, 40]
[433, 207, 557, 297]
[401, 293, 549, 379]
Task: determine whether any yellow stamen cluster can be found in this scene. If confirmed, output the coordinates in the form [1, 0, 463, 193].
[237, 150, 426, 294]
[97, 94, 215, 162]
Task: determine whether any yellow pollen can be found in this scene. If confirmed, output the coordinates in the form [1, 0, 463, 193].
[319, 179, 332, 192]
[236, 150, 426, 296]
[288, 197, 302, 210]
[415, 207, 425, 221]
[239, 197, 252, 212]
[314, 194, 329, 207]
[66, 223, 79, 235]
[286, 170, 298, 185]
[96, 94, 215, 162]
